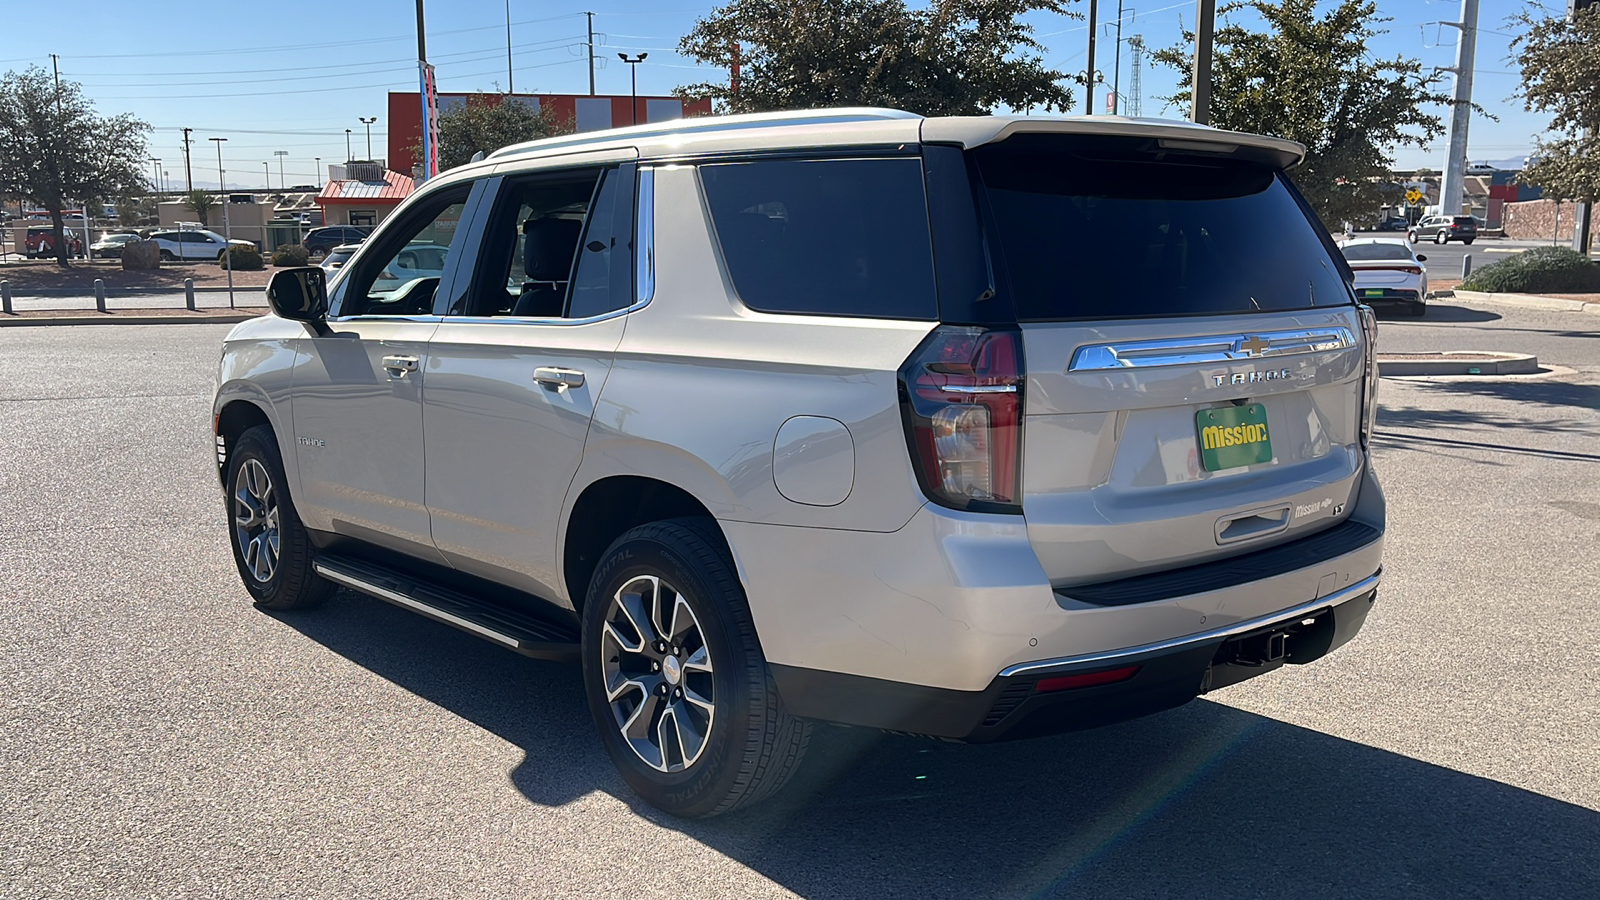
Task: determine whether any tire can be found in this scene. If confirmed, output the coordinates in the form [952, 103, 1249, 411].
[225, 425, 334, 611]
[580, 518, 811, 818]
[1406, 231, 1418, 244]
[1463, 238, 1475, 245]
[159, 250, 175, 262]
[1434, 231, 1448, 245]
[1409, 303, 1427, 317]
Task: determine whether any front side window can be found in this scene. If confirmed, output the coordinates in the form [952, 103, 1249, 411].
[341, 188, 468, 317]
[699, 157, 937, 320]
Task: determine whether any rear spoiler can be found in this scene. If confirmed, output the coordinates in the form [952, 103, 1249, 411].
[920, 116, 1307, 170]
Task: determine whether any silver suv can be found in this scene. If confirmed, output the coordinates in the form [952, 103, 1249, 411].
[214, 109, 1385, 817]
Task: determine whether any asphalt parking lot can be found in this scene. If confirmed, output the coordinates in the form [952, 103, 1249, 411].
[3, 304, 1598, 899]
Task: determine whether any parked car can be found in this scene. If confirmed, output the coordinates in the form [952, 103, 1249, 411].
[318, 242, 362, 276]
[1340, 238, 1428, 317]
[1373, 216, 1410, 232]
[89, 233, 141, 259]
[302, 225, 370, 257]
[1408, 214, 1477, 245]
[147, 229, 256, 262]
[25, 226, 84, 258]
[215, 109, 1385, 818]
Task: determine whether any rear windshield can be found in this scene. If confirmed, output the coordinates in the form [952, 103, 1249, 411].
[1452, 216, 1477, 227]
[973, 134, 1351, 320]
[1342, 243, 1414, 261]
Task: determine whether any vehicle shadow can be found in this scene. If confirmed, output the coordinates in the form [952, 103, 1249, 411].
[280, 591, 1600, 899]
[1405, 377, 1600, 412]
[1380, 304, 1501, 324]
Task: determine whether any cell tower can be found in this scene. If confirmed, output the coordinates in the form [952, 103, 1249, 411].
[1127, 35, 1144, 118]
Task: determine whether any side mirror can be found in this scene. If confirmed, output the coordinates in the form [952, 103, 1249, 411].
[267, 266, 328, 321]
[1415, 255, 1428, 262]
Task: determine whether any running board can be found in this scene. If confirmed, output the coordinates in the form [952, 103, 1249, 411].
[312, 554, 580, 662]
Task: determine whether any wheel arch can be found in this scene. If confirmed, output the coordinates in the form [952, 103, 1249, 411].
[212, 384, 284, 488]
[561, 475, 737, 615]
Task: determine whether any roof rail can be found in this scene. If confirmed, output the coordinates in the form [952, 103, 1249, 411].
[487, 107, 922, 160]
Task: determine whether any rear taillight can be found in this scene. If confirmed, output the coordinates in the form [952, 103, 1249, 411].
[1357, 305, 1379, 448]
[898, 326, 1025, 513]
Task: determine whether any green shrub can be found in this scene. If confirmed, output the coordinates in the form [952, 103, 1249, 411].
[1460, 245, 1600, 294]
[218, 244, 264, 271]
[271, 244, 310, 267]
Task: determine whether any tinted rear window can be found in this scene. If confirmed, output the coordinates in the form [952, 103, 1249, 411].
[973, 134, 1351, 320]
[700, 157, 937, 320]
[1342, 243, 1414, 261]
[1452, 216, 1477, 227]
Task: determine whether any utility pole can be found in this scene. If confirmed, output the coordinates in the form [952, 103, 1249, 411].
[49, 54, 62, 116]
[274, 150, 288, 190]
[586, 12, 597, 96]
[1191, 0, 1216, 125]
[505, 0, 514, 94]
[1570, 0, 1593, 253]
[1440, 0, 1480, 219]
[180, 127, 194, 194]
[1111, 0, 1125, 115]
[1085, 0, 1098, 115]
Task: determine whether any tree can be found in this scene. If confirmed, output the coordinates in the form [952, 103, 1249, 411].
[426, 94, 573, 171]
[676, 0, 1076, 116]
[0, 66, 148, 266]
[1512, 6, 1600, 208]
[184, 189, 214, 226]
[1153, 0, 1449, 228]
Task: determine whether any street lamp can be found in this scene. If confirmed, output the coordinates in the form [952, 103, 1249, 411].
[618, 53, 648, 125]
[359, 116, 377, 161]
[274, 150, 289, 190]
[209, 136, 235, 309]
[345, 128, 353, 162]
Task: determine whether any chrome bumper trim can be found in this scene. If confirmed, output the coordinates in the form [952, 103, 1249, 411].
[997, 570, 1382, 679]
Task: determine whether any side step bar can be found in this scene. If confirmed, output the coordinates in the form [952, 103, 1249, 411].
[313, 554, 580, 662]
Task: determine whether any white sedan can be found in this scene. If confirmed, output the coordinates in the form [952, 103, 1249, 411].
[1339, 238, 1429, 317]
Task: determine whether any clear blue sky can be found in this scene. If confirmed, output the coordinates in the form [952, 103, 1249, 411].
[3, 0, 1560, 190]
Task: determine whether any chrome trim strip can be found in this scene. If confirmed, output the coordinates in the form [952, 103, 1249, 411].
[1068, 327, 1355, 371]
[942, 384, 1018, 394]
[636, 166, 655, 305]
[313, 562, 521, 650]
[997, 571, 1381, 678]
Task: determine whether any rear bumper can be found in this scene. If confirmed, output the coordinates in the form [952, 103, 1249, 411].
[771, 572, 1380, 742]
[1357, 289, 1422, 306]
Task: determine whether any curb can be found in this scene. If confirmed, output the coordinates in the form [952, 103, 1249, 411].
[1447, 290, 1600, 313]
[0, 285, 266, 297]
[1377, 352, 1539, 377]
[0, 312, 262, 327]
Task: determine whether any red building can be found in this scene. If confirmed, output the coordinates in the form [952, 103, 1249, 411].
[387, 92, 714, 174]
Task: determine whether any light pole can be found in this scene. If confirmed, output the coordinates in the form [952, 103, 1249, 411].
[618, 53, 648, 125]
[359, 117, 377, 161]
[274, 150, 288, 190]
[345, 129, 353, 162]
[314, 157, 322, 188]
[149, 158, 162, 194]
[209, 136, 235, 309]
[263, 162, 270, 190]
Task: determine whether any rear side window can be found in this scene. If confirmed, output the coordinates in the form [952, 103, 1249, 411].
[700, 158, 937, 320]
[974, 134, 1351, 320]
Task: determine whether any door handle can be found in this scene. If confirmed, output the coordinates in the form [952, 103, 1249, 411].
[383, 355, 420, 376]
[534, 367, 585, 389]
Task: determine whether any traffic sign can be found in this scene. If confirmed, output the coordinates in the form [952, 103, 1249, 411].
[1405, 189, 1424, 204]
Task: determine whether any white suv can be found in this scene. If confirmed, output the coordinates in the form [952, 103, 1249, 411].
[214, 109, 1385, 817]
[149, 228, 255, 262]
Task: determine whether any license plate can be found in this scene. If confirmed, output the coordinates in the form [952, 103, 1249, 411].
[1363, 289, 1386, 297]
[1197, 404, 1273, 471]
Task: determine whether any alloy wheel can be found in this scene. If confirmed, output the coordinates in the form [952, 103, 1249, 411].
[233, 458, 281, 583]
[599, 574, 716, 773]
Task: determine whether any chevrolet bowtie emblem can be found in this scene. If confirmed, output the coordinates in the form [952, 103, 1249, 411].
[1238, 336, 1271, 357]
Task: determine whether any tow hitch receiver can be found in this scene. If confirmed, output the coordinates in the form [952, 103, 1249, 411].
[1202, 624, 1297, 692]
